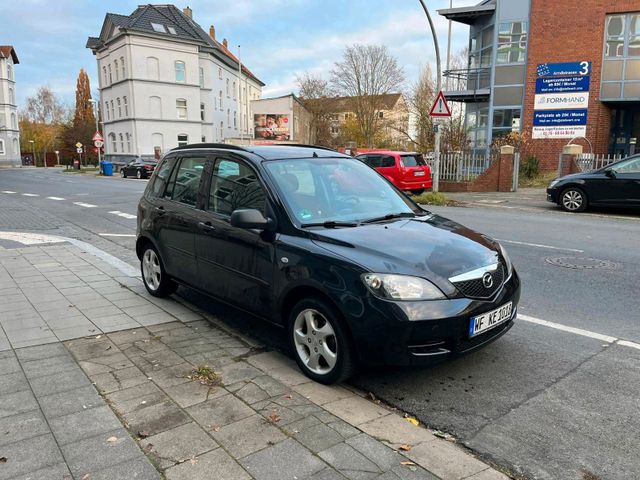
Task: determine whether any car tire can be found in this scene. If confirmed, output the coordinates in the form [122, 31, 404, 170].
[410, 189, 425, 195]
[136, 170, 142, 179]
[121, 170, 126, 178]
[140, 244, 177, 297]
[560, 187, 588, 212]
[289, 297, 356, 384]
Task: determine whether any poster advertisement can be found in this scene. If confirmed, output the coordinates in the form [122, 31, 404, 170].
[254, 114, 290, 141]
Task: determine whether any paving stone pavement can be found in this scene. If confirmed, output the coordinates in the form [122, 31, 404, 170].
[0, 241, 511, 480]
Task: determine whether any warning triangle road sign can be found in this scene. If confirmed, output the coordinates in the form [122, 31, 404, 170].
[429, 91, 452, 117]
[92, 131, 104, 142]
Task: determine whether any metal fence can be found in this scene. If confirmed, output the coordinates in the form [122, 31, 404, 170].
[435, 153, 494, 182]
[575, 153, 624, 172]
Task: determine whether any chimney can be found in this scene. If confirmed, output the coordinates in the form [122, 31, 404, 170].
[209, 25, 216, 40]
[222, 38, 228, 49]
[183, 6, 192, 19]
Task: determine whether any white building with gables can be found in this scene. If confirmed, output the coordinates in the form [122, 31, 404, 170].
[0, 46, 20, 167]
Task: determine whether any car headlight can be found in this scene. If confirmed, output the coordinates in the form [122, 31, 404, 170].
[362, 274, 445, 301]
[499, 244, 513, 278]
[548, 179, 560, 188]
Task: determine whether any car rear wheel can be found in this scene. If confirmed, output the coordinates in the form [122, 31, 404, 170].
[410, 189, 425, 195]
[289, 297, 356, 384]
[560, 187, 587, 212]
[136, 170, 142, 179]
[141, 244, 177, 297]
[121, 170, 126, 178]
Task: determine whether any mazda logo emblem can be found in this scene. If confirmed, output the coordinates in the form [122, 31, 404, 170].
[482, 272, 493, 288]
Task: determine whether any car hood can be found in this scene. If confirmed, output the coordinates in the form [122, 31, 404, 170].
[310, 214, 500, 295]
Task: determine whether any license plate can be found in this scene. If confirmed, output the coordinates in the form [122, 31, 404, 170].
[414, 171, 426, 176]
[469, 302, 513, 338]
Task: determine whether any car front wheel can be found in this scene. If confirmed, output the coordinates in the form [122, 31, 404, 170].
[140, 244, 177, 297]
[289, 297, 356, 384]
[560, 187, 587, 212]
[121, 170, 126, 178]
[136, 170, 142, 179]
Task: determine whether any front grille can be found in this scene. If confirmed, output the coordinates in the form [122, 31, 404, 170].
[453, 263, 504, 299]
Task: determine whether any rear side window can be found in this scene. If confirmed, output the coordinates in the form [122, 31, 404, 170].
[366, 155, 382, 168]
[149, 156, 177, 197]
[380, 155, 396, 168]
[401, 154, 426, 167]
[168, 156, 207, 206]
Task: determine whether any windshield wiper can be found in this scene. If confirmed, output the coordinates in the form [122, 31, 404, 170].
[301, 220, 359, 228]
[361, 212, 416, 224]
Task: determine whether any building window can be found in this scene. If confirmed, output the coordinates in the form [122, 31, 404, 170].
[175, 61, 185, 82]
[114, 60, 119, 81]
[7, 64, 12, 81]
[233, 81, 236, 99]
[108, 64, 112, 83]
[227, 109, 230, 127]
[378, 111, 384, 119]
[120, 56, 125, 78]
[218, 67, 222, 79]
[110, 100, 115, 120]
[151, 22, 166, 33]
[126, 133, 131, 152]
[12, 138, 18, 155]
[149, 96, 162, 118]
[123, 96, 128, 116]
[9, 87, 14, 105]
[220, 121, 224, 139]
[0, 139, 4, 155]
[201, 136, 206, 142]
[119, 133, 124, 152]
[199, 67, 204, 88]
[11, 113, 16, 129]
[602, 13, 640, 99]
[105, 101, 110, 120]
[469, 25, 494, 68]
[147, 57, 159, 80]
[176, 99, 187, 119]
[219, 90, 223, 109]
[226, 78, 230, 97]
[233, 111, 237, 128]
[103, 66, 107, 85]
[606, 15, 626, 58]
[110, 133, 117, 152]
[200, 103, 205, 121]
[117, 98, 122, 117]
[177, 134, 188, 147]
[243, 87, 246, 104]
[497, 22, 528, 64]
[330, 126, 339, 134]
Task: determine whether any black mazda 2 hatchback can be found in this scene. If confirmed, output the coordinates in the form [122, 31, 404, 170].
[137, 144, 521, 384]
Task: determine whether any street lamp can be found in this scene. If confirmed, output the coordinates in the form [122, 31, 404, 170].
[418, 0, 442, 192]
[54, 150, 60, 166]
[88, 99, 101, 165]
[28, 139, 35, 166]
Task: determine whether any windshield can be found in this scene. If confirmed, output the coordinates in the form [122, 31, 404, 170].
[264, 157, 420, 225]
[401, 154, 426, 167]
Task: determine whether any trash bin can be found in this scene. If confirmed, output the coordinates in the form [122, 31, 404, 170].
[102, 161, 113, 176]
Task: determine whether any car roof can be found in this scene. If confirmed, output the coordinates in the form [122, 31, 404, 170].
[356, 150, 419, 155]
[170, 143, 352, 162]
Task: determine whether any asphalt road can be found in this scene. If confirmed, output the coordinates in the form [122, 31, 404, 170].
[1, 167, 639, 480]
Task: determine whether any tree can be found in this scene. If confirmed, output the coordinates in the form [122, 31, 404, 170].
[61, 69, 97, 165]
[19, 86, 67, 166]
[331, 45, 404, 147]
[296, 72, 334, 147]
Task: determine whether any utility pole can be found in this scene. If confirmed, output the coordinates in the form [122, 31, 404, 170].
[446, 0, 452, 89]
[418, 0, 442, 192]
[237, 45, 243, 145]
[89, 99, 101, 165]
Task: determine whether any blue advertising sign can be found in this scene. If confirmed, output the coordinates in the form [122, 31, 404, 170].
[537, 61, 591, 77]
[533, 109, 588, 127]
[535, 76, 590, 94]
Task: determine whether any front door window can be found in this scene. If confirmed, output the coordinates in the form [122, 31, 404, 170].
[207, 158, 266, 216]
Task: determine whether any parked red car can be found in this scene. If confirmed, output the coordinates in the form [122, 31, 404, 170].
[356, 150, 432, 194]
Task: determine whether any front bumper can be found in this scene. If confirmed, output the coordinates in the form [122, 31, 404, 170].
[546, 187, 559, 204]
[349, 270, 521, 366]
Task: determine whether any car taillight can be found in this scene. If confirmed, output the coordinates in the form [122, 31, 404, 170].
[144, 165, 154, 170]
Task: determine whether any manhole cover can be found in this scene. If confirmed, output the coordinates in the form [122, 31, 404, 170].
[545, 256, 619, 270]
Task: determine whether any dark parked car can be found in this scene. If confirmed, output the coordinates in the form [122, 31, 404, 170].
[137, 144, 520, 383]
[547, 155, 640, 212]
[121, 158, 157, 179]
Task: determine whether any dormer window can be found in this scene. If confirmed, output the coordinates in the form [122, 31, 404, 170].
[151, 23, 166, 33]
[168, 26, 177, 35]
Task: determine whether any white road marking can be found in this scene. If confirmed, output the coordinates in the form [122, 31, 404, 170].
[22, 193, 39, 197]
[617, 340, 640, 351]
[74, 193, 89, 196]
[109, 211, 137, 219]
[497, 238, 584, 253]
[1, 191, 16, 194]
[0, 231, 65, 245]
[73, 202, 97, 208]
[99, 233, 136, 237]
[46, 197, 65, 201]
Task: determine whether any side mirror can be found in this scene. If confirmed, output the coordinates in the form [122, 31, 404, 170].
[230, 209, 275, 231]
[605, 168, 616, 178]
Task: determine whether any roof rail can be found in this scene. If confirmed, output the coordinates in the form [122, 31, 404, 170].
[170, 143, 248, 152]
[271, 143, 338, 152]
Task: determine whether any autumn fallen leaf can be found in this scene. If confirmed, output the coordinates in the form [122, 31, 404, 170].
[106, 436, 118, 444]
[400, 461, 416, 466]
[399, 444, 412, 451]
[137, 430, 150, 439]
[268, 411, 282, 423]
[404, 416, 419, 427]
[82, 474, 91, 480]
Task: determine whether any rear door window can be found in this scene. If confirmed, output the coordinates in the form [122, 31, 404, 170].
[380, 155, 396, 168]
[169, 156, 207, 207]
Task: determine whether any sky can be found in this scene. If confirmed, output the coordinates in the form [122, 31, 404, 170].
[0, 0, 478, 109]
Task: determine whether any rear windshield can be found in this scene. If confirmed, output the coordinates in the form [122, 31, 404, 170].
[401, 154, 426, 167]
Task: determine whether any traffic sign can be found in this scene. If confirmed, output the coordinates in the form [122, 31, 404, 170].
[76, 148, 83, 153]
[75, 142, 83, 148]
[94, 140, 104, 148]
[429, 91, 451, 117]
[92, 132, 103, 142]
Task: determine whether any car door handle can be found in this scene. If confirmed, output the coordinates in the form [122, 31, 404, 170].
[155, 206, 166, 216]
[197, 221, 216, 233]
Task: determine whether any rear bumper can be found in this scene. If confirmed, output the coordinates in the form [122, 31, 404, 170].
[397, 178, 433, 191]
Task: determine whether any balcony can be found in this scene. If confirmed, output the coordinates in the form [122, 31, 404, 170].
[443, 67, 491, 103]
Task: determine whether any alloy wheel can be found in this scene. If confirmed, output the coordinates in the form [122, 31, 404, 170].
[562, 190, 583, 211]
[142, 249, 161, 291]
[293, 309, 338, 375]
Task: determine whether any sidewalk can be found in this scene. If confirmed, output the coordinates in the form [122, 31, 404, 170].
[445, 188, 551, 212]
[0, 233, 511, 480]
